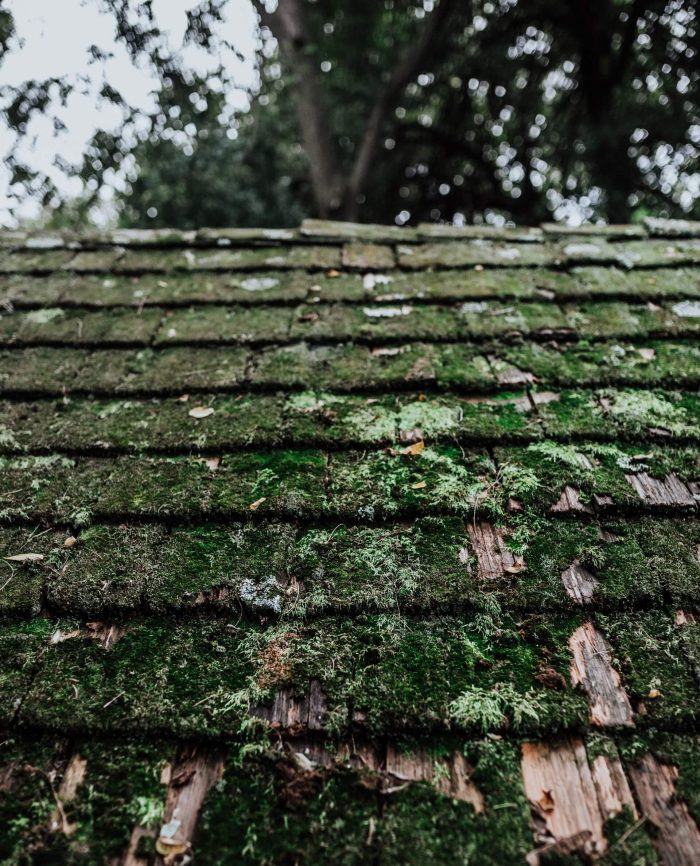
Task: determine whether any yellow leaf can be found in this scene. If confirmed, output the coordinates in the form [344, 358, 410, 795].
[155, 838, 190, 857]
[401, 440, 425, 457]
[189, 406, 214, 419]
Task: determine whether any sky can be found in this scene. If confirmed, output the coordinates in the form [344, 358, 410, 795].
[0, 0, 259, 227]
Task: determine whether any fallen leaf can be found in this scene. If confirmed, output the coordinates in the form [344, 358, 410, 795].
[5, 553, 44, 562]
[411, 481, 427, 490]
[326, 269, 341, 278]
[537, 789, 555, 812]
[401, 440, 425, 457]
[176, 394, 190, 402]
[202, 457, 221, 472]
[504, 559, 527, 574]
[189, 406, 214, 419]
[63, 536, 77, 549]
[250, 497, 267, 511]
[648, 688, 662, 699]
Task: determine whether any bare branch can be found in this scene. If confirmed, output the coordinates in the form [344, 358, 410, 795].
[345, 0, 459, 213]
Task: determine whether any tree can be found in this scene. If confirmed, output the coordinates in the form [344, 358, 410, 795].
[1, 0, 698, 228]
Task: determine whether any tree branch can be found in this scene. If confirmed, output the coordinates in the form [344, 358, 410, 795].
[252, 0, 344, 216]
[344, 0, 459, 215]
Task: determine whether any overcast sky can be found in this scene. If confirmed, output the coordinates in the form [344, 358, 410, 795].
[0, 0, 259, 227]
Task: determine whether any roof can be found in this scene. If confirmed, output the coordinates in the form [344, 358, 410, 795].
[1, 216, 700, 865]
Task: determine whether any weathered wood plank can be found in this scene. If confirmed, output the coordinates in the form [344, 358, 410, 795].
[385, 743, 484, 810]
[521, 737, 605, 864]
[550, 486, 594, 515]
[625, 472, 695, 508]
[249, 679, 327, 732]
[467, 522, 525, 579]
[569, 622, 634, 727]
[155, 745, 224, 863]
[561, 560, 599, 604]
[628, 753, 700, 866]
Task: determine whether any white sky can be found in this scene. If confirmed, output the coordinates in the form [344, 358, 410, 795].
[0, 0, 259, 227]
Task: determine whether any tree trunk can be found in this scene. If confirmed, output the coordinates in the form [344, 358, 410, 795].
[255, 0, 457, 221]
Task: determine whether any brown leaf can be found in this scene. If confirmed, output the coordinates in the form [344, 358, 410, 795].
[504, 559, 527, 574]
[537, 789, 555, 812]
[63, 536, 77, 549]
[250, 497, 267, 511]
[326, 269, 341, 278]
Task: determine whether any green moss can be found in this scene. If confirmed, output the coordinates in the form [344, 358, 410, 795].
[149, 522, 295, 613]
[381, 738, 531, 866]
[290, 517, 473, 613]
[330, 446, 492, 520]
[48, 524, 166, 616]
[198, 759, 378, 866]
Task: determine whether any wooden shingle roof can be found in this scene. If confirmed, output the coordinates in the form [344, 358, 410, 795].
[2, 217, 700, 864]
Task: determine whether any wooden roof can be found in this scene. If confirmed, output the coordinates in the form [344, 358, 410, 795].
[1, 217, 700, 864]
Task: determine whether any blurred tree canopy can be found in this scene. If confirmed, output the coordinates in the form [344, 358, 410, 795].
[1, 0, 698, 227]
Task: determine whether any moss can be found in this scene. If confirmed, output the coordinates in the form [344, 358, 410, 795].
[47, 524, 167, 616]
[17, 618, 257, 736]
[0, 526, 66, 617]
[493, 442, 699, 512]
[498, 340, 700, 390]
[0, 308, 161, 347]
[597, 611, 700, 728]
[330, 446, 492, 520]
[381, 738, 531, 866]
[290, 517, 474, 613]
[122, 346, 248, 393]
[149, 522, 295, 613]
[197, 759, 379, 866]
[155, 304, 293, 345]
[282, 392, 397, 445]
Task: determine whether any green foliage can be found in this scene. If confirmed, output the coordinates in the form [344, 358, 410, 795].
[1, 0, 698, 226]
[448, 683, 543, 733]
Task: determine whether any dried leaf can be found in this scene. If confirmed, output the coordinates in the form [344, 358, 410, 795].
[504, 559, 527, 574]
[189, 406, 214, 419]
[5, 553, 44, 562]
[176, 394, 190, 402]
[326, 269, 341, 278]
[411, 481, 427, 490]
[401, 440, 425, 457]
[250, 497, 267, 511]
[648, 688, 662, 699]
[63, 536, 77, 549]
[537, 789, 555, 812]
